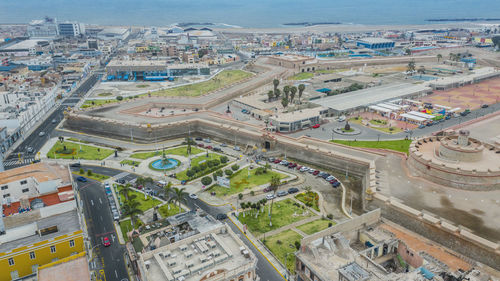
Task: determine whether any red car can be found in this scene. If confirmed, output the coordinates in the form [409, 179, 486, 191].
[312, 124, 320, 128]
[312, 170, 320, 176]
[296, 165, 302, 170]
[329, 179, 338, 184]
[273, 159, 281, 164]
[206, 145, 213, 150]
[103, 237, 111, 247]
[197, 143, 204, 148]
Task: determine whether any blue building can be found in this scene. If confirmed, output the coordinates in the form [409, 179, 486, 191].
[356, 38, 395, 50]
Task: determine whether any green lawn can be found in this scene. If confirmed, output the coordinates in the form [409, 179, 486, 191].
[66, 138, 90, 144]
[97, 92, 113, 96]
[47, 141, 113, 160]
[74, 170, 110, 182]
[238, 199, 313, 236]
[136, 84, 150, 88]
[176, 153, 227, 181]
[116, 185, 161, 212]
[289, 72, 314, 80]
[371, 126, 404, 134]
[332, 139, 412, 154]
[209, 168, 288, 197]
[296, 219, 334, 235]
[119, 219, 143, 242]
[295, 192, 320, 212]
[130, 146, 204, 159]
[120, 159, 141, 167]
[315, 69, 347, 74]
[146, 70, 253, 97]
[81, 99, 118, 109]
[158, 203, 183, 218]
[263, 229, 302, 274]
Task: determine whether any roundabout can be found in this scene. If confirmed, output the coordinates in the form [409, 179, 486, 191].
[148, 157, 180, 171]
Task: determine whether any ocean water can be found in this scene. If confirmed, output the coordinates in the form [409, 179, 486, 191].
[1, 0, 500, 28]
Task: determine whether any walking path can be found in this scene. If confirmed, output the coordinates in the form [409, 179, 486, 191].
[257, 215, 320, 239]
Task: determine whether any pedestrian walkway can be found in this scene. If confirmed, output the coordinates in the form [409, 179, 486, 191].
[256, 215, 320, 239]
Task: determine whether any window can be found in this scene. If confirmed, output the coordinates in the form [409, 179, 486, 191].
[1, 185, 7, 190]
[29, 252, 36, 259]
[22, 188, 29, 193]
[40, 226, 58, 236]
[69, 240, 75, 247]
[3, 193, 10, 198]
[20, 180, 27, 185]
[50, 246, 56, 253]
[8, 258, 14, 266]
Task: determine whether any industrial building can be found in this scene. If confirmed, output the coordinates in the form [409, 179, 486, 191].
[57, 22, 85, 37]
[105, 60, 210, 81]
[356, 38, 395, 50]
[313, 83, 432, 114]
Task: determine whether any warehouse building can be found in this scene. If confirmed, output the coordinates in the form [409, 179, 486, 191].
[356, 38, 395, 50]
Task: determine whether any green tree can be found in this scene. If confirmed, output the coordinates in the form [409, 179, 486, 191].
[224, 169, 233, 176]
[267, 90, 274, 101]
[281, 97, 289, 108]
[238, 193, 243, 200]
[163, 182, 173, 201]
[273, 79, 280, 96]
[231, 164, 240, 171]
[407, 59, 416, 75]
[437, 54, 442, 62]
[268, 175, 281, 226]
[122, 199, 143, 230]
[116, 96, 123, 101]
[290, 86, 297, 104]
[283, 85, 290, 100]
[417, 66, 426, 75]
[87, 169, 93, 176]
[170, 187, 188, 210]
[298, 84, 305, 104]
[492, 36, 500, 48]
[185, 137, 192, 155]
[201, 177, 212, 185]
[274, 88, 281, 99]
[119, 185, 131, 202]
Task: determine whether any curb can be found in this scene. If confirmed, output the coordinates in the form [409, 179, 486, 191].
[227, 215, 286, 281]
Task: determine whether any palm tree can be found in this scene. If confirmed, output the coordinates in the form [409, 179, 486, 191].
[281, 97, 289, 108]
[437, 54, 442, 63]
[122, 199, 143, 230]
[283, 86, 290, 100]
[449, 53, 455, 61]
[170, 187, 188, 211]
[185, 137, 191, 155]
[119, 184, 131, 201]
[298, 84, 305, 104]
[268, 175, 281, 227]
[290, 86, 297, 104]
[417, 66, 426, 75]
[273, 79, 280, 96]
[407, 59, 416, 75]
[267, 90, 274, 101]
[274, 88, 281, 99]
[240, 202, 247, 217]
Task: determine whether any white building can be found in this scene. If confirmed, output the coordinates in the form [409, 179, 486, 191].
[27, 17, 59, 39]
[58, 22, 85, 37]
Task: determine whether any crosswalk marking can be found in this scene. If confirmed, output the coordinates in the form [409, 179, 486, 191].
[3, 157, 35, 167]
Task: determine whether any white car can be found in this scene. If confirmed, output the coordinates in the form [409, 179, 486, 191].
[280, 160, 288, 165]
[189, 193, 198, 199]
[266, 193, 275, 200]
[300, 166, 309, 172]
[104, 183, 111, 188]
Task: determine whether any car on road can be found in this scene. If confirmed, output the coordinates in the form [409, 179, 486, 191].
[296, 165, 302, 170]
[116, 178, 126, 184]
[220, 143, 227, 147]
[181, 180, 187, 185]
[418, 124, 426, 129]
[51, 119, 57, 124]
[197, 143, 205, 148]
[234, 146, 241, 151]
[26, 147, 34, 153]
[70, 162, 81, 168]
[38, 132, 45, 137]
[113, 212, 120, 221]
[300, 166, 309, 172]
[279, 160, 288, 165]
[288, 187, 299, 194]
[332, 181, 340, 188]
[206, 145, 213, 150]
[266, 193, 276, 200]
[195, 137, 203, 141]
[312, 124, 320, 129]
[312, 170, 320, 176]
[277, 190, 288, 197]
[273, 159, 281, 164]
[481, 104, 489, 108]
[203, 138, 211, 143]
[216, 213, 228, 220]
[338, 116, 346, 122]
[189, 193, 198, 199]
[213, 147, 222, 152]
[102, 237, 111, 247]
[326, 176, 335, 181]
[76, 176, 87, 182]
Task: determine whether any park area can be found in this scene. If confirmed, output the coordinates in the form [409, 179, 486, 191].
[296, 219, 334, 235]
[176, 153, 228, 181]
[295, 191, 320, 212]
[47, 141, 114, 160]
[264, 230, 302, 274]
[209, 167, 288, 197]
[81, 99, 119, 109]
[130, 146, 204, 159]
[237, 199, 313, 236]
[145, 70, 253, 97]
[332, 139, 412, 154]
[116, 185, 161, 212]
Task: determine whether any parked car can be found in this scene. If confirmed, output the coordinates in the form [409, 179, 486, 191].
[266, 193, 276, 200]
[116, 178, 126, 184]
[332, 181, 340, 188]
[197, 143, 205, 148]
[234, 146, 241, 151]
[189, 193, 198, 199]
[312, 170, 320, 176]
[312, 124, 320, 129]
[279, 160, 289, 165]
[76, 176, 87, 182]
[113, 212, 120, 221]
[418, 124, 426, 129]
[273, 159, 281, 164]
[180, 180, 187, 185]
[329, 179, 338, 184]
[204, 138, 211, 143]
[268, 157, 275, 162]
[216, 213, 228, 220]
[213, 147, 222, 152]
[296, 165, 302, 170]
[338, 116, 346, 122]
[277, 190, 288, 197]
[102, 237, 111, 247]
[263, 187, 273, 192]
[318, 172, 327, 177]
[288, 187, 299, 194]
[481, 104, 489, 108]
[220, 143, 227, 147]
[38, 131, 45, 137]
[195, 137, 203, 141]
[326, 176, 335, 181]
[308, 169, 316, 174]
[300, 166, 309, 172]
[322, 173, 331, 179]
[51, 119, 57, 124]
[206, 145, 213, 150]
[70, 162, 81, 168]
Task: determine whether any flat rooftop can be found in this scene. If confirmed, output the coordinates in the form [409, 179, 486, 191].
[140, 225, 256, 281]
[107, 60, 208, 68]
[270, 107, 325, 123]
[0, 162, 71, 186]
[313, 83, 431, 111]
[38, 255, 90, 281]
[358, 37, 394, 44]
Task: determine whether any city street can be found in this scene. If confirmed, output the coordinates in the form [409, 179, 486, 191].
[3, 73, 101, 169]
[72, 165, 285, 281]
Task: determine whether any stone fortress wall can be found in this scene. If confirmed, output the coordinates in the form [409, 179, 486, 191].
[408, 136, 500, 190]
[63, 112, 500, 271]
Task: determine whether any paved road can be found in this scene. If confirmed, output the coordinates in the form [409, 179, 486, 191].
[3, 73, 101, 170]
[73, 165, 284, 281]
[75, 175, 129, 281]
[288, 102, 500, 141]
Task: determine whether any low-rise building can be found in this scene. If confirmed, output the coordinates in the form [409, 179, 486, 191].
[137, 224, 257, 281]
[269, 107, 330, 132]
[356, 38, 395, 50]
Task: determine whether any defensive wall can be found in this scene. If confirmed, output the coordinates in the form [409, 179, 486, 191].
[408, 136, 500, 190]
[370, 193, 500, 271]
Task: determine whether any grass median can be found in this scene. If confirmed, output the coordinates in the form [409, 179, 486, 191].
[263, 229, 302, 274]
[296, 219, 334, 235]
[47, 141, 113, 160]
[332, 139, 412, 154]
